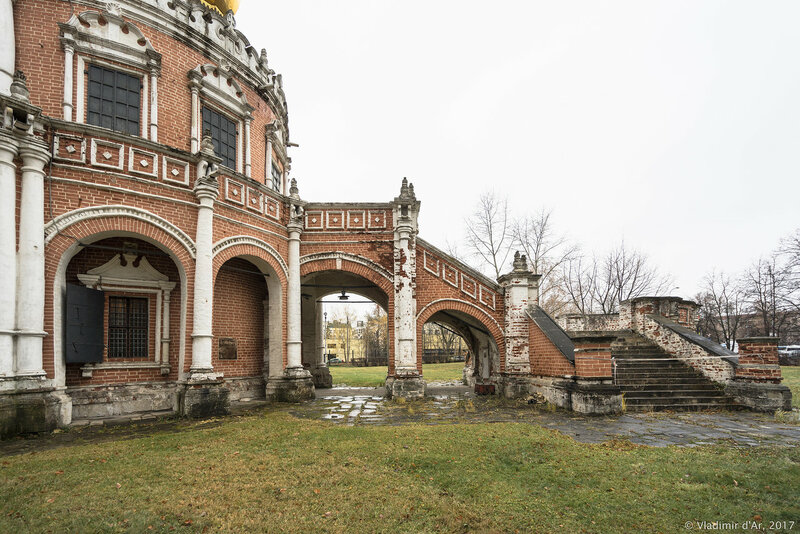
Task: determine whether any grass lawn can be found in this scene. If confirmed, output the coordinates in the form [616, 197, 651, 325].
[0, 411, 798, 533]
[782, 366, 800, 409]
[329, 362, 465, 387]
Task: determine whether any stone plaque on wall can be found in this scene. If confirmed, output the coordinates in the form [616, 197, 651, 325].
[219, 337, 238, 360]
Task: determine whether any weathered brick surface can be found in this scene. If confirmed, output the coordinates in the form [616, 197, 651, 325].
[735, 337, 782, 382]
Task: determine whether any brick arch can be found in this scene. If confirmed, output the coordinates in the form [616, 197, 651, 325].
[211, 241, 288, 372]
[299, 254, 393, 297]
[212, 239, 288, 286]
[416, 298, 506, 372]
[45, 215, 195, 388]
[300, 254, 395, 372]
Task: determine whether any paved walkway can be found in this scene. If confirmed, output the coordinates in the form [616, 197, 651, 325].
[1, 385, 797, 456]
[298, 385, 800, 448]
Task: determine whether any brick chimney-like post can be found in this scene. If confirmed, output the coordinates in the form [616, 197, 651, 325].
[735, 337, 782, 383]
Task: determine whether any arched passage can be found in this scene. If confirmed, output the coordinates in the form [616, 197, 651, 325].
[301, 254, 394, 385]
[212, 239, 287, 395]
[417, 299, 505, 391]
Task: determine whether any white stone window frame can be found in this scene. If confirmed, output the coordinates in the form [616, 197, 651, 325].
[265, 120, 288, 194]
[189, 64, 255, 178]
[77, 254, 176, 378]
[59, 7, 162, 141]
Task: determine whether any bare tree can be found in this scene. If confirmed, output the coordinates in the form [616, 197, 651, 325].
[695, 270, 745, 350]
[512, 208, 578, 314]
[562, 242, 673, 314]
[743, 255, 793, 338]
[463, 191, 512, 279]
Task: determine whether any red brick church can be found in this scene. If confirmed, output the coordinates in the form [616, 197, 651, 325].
[0, 0, 789, 437]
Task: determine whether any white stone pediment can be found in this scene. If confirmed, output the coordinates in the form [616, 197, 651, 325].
[78, 254, 173, 289]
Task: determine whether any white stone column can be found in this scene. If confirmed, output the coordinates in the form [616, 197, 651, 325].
[393, 223, 417, 373]
[244, 114, 252, 178]
[265, 138, 273, 188]
[315, 301, 326, 368]
[149, 70, 159, 142]
[160, 284, 172, 368]
[0, 135, 17, 376]
[0, 0, 14, 96]
[498, 252, 533, 375]
[189, 83, 200, 153]
[15, 143, 50, 377]
[286, 222, 303, 371]
[62, 43, 74, 121]
[189, 178, 219, 379]
[392, 179, 420, 376]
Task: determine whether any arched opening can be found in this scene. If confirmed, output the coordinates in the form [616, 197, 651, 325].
[301, 270, 390, 388]
[57, 235, 187, 419]
[421, 310, 500, 390]
[417, 301, 504, 394]
[212, 257, 267, 400]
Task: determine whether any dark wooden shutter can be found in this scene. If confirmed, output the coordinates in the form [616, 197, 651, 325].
[65, 284, 105, 363]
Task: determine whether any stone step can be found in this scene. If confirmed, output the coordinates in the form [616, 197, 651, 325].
[615, 378, 714, 386]
[624, 394, 732, 403]
[618, 383, 723, 392]
[616, 372, 706, 379]
[625, 402, 741, 412]
[621, 389, 728, 399]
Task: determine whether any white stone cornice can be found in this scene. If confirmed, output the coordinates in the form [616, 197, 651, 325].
[212, 235, 289, 278]
[44, 205, 197, 259]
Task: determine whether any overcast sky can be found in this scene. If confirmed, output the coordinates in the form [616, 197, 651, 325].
[237, 1, 800, 298]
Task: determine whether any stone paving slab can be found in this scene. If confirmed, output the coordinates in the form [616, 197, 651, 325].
[295, 387, 800, 448]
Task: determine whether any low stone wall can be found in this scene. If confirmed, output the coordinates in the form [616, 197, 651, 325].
[69, 382, 177, 420]
[559, 313, 621, 332]
[502, 376, 622, 415]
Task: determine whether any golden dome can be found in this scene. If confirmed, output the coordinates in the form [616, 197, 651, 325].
[200, 0, 240, 15]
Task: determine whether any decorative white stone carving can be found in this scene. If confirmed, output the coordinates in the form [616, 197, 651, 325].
[128, 146, 158, 178]
[162, 156, 189, 185]
[53, 134, 86, 163]
[90, 139, 124, 170]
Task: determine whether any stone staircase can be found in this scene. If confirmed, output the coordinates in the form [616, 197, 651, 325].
[613, 332, 739, 412]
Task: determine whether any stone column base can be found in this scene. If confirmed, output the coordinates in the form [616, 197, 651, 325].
[179, 380, 230, 418]
[0, 388, 72, 439]
[385, 375, 426, 400]
[310, 365, 333, 389]
[266, 369, 315, 403]
[725, 381, 792, 412]
[495, 375, 530, 399]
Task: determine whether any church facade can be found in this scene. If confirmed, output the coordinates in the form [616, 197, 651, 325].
[0, 0, 789, 437]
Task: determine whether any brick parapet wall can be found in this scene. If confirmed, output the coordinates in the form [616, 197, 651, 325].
[528, 321, 575, 378]
[735, 337, 782, 383]
[571, 334, 615, 380]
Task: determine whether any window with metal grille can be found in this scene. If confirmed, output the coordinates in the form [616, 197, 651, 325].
[87, 65, 141, 136]
[271, 160, 282, 192]
[108, 297, 148, 359]
[202, 106, 238, 170]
